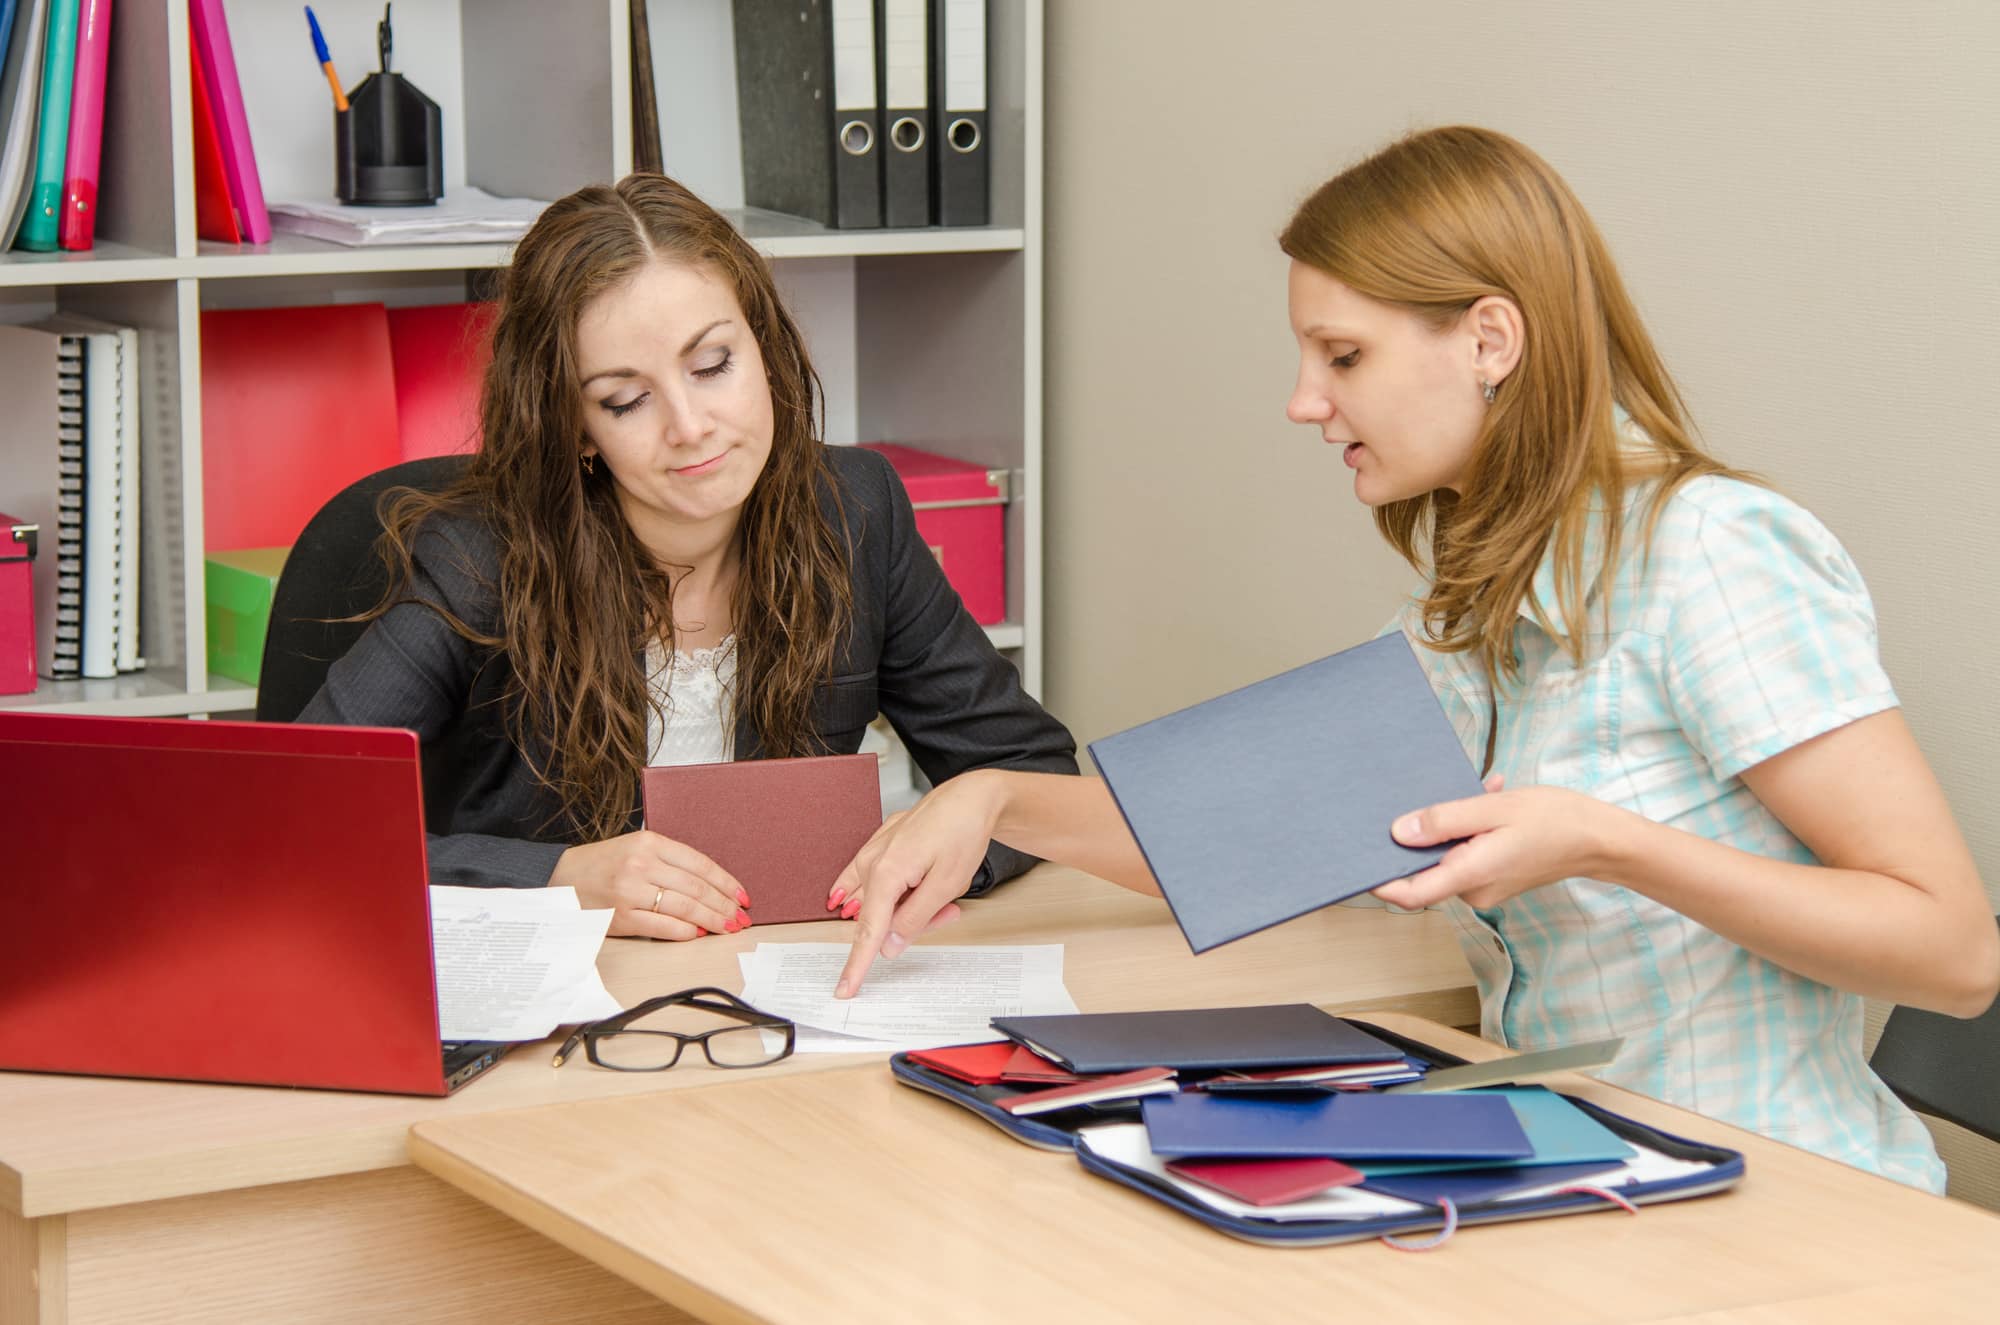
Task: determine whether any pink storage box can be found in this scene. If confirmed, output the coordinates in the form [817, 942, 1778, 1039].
[857, 444, 1008, 626]
[0, 515, 37, 695]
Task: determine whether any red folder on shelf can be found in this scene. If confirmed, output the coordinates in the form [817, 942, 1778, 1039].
[188, 0, 269, 243]
[189, 49, 239, 244]
[642, 754, 882, 927]
[200, 304, 400, 552]
[387, 303, 495, 459]
[56, 0, 109, 251]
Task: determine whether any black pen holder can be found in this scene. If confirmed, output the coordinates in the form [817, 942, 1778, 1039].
[335, 71, 443, 205]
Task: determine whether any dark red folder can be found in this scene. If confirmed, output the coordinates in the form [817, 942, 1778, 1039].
[642, 754, 882, 926]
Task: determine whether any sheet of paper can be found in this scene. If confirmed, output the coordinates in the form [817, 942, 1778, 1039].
[733, 953, 962, 1054]
[737, 942, 1077, 1050]
[429, 887, 620, 1041]
[1501, 1142, 1715, 1201]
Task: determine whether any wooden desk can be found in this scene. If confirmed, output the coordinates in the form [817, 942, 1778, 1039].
[409, 1014, 2000, 1325]
[0, 867, 1474, 1324]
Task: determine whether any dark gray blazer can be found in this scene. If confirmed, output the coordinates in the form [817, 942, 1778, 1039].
[300, 444, 1078, 890]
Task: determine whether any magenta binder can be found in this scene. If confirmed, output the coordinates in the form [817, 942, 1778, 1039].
[0, 514, 35, 695]
[56, 0, 108, 250]
[188, 0, 270, 243]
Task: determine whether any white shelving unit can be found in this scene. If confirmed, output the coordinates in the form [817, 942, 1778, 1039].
[0, 0, 1044, 717]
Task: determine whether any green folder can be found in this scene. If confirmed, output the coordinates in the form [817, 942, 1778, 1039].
[205, 547, 291, 686]
[14, 0, 78, 253]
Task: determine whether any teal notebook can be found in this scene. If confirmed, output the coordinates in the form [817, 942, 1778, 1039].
[1355, 1086, 1635, 1177]
[14, 0, 76, 252]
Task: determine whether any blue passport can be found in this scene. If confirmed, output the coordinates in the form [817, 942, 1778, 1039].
[1140, 1091, 1534, 1162]
[989, 1004, 1400, 1074]
[1088, 634, 1486, 953]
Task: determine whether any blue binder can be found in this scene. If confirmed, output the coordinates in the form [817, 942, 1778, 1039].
[1088, 634, 1486, 953]
[990, 1003, 1401, 1074]
[1139, 1091, 1535, 1162]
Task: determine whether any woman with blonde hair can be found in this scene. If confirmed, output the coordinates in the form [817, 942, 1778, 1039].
[830, 126, 1996, 1190]
[299, 173, 1076, 938]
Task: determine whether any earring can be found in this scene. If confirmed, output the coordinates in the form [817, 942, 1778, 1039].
[1480, 379, 1498, 405]
[581, 453, 596, 476]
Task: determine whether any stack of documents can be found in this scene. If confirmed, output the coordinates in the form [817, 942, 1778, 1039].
[430, 886, 622, 1042]
[267, 186, 549, 246]
[737, 942, 1078, 1054]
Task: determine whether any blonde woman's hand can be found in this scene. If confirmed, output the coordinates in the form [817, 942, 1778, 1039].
[550, 830, 752, 940]
[832, 772, 1009, 997]
[1373, 776, 1621, 910]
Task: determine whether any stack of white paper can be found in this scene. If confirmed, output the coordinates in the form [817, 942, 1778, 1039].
[736, 942, 1078, 1054]
[429, 886, 623, 1042]
[267, 186, 550, 247]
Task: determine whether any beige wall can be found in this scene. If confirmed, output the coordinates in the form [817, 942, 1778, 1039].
[1043, 0, 2000, 919]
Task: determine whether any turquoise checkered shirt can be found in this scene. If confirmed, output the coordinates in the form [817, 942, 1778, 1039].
[1392, 473, 1945, 1191]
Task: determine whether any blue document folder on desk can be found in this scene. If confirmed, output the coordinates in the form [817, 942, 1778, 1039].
[1141, 1091, 1535, 1162]
[990, 1003, 1400, 1074]
[1088, 634, 1485, 953]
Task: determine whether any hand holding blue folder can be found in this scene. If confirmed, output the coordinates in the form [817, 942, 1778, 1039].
[1088, 634, 1486, 952]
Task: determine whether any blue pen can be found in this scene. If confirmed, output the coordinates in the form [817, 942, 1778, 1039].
[304, 6, 349, 112]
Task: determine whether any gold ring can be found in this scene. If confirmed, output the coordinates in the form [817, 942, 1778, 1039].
[650, 887, 666, 913]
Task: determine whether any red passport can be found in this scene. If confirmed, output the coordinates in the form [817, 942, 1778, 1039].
[642, 754, 882, 926]
[998, 1067, 1178, 1117]
[1163, 1157, 1365, 1207]
[906, 1041, 1017, 1086]
[998, 1043, 1089, 1086]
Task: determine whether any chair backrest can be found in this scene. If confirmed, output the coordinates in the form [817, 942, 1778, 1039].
[255, 455, 471, 724]
[1869, 917, 2000, 1144]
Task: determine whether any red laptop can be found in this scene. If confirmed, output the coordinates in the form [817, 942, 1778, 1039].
[0, 712, 506, 1095]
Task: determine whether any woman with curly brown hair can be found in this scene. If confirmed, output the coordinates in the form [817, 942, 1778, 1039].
[300, 173, 1076, 940]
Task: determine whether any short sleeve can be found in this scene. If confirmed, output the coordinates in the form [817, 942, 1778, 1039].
[1663, 488, 1898, 782]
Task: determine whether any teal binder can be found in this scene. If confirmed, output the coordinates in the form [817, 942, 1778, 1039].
[14, 0, 77, 253]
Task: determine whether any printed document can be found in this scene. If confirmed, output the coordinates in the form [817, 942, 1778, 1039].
[430, 886, 622, 1041]
[738, 942, 1076, 1052]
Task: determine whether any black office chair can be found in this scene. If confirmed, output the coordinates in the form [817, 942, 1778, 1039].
[1869, 916, 2000, 1145]
[257, 455, 473, 831]
[255, 455, 471, 723]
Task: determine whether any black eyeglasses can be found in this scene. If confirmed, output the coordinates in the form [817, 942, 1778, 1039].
[552, 986, 796, 1072]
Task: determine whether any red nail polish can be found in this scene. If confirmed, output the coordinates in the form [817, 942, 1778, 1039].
[828, 887, 846, 910]
[695, 928, 708, 937]
[737, 909, 752, 928]
[841, 900, 860, 919]
[738, 887, 752, 907]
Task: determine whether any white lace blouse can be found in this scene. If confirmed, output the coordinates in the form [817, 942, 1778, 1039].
[644, 635, 737, 767]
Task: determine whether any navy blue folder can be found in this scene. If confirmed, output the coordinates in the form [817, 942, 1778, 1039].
[1140, 1091, 1534, 1162]
[989, 1004, 1400, 1074]
[1088, 634, 1486, 952]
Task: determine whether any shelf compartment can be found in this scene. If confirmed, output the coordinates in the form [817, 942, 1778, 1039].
[0, 671, 251, 718]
